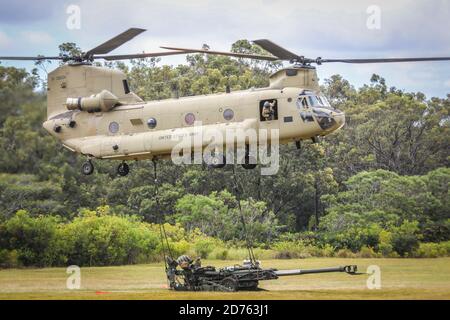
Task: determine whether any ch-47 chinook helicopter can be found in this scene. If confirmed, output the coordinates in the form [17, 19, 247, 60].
[2, 28, 450, 176]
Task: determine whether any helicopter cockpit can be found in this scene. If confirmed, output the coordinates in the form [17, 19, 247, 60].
[297, 90, 344, 131]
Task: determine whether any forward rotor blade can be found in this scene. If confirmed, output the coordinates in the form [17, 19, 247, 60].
[84, 28, 146, 56]
[95, 51, 195, 61]
[253, 39, 301, 61]
[160, 46, 278, 61]
[320, 57, 450, 63]
[0, 56, 63, 61]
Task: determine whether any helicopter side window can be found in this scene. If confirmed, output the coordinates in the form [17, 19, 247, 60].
[297, 97, 314, 122]
[259, 99, 278, 121]
[297, 97, 308, 108]
[300, 111, 315, 122]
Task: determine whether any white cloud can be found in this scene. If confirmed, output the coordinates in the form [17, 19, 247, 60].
[444, 80, 450, 88]
[21, 31, 53, 45]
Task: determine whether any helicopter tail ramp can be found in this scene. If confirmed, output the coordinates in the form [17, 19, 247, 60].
[46, 64, 142, 119]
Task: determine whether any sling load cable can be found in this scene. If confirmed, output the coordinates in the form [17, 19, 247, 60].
[231, 164, 257, 266]
[152, 159, 173, 272]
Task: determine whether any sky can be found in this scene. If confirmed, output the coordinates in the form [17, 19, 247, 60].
[0, 0, 449, 98]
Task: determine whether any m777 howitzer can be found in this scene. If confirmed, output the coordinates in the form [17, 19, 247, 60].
[166, 255, 358, 292]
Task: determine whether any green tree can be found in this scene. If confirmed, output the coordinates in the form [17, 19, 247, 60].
[0, 210, 65, 266]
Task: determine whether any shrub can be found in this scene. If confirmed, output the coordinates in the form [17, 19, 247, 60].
[192, 237, 217, 259]
[391, 233, 419, 257]
[226, 248, 251, 260]
[320, 224, 382, 252]
[335, 249, 357, 258]
[169, 240, 192, 258]
[61, 208, 160, 266]
[413, 242, 450, 258]
[271, 241, 311, 259]
[0, 210, 66, 267]
[0, 249, 20, 268]
[209, 247, 229, 260]
[357, 246, 379, 258]
[252, 248, 277, 260]
[320, 244, 335, 257]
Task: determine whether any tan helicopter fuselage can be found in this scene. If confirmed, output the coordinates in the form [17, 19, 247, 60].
[43, 64, 345, 161]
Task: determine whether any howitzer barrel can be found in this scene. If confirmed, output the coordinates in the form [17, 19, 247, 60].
[275, 265, 357, 276]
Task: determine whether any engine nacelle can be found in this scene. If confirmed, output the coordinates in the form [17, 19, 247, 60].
[66, 90, 119, 112]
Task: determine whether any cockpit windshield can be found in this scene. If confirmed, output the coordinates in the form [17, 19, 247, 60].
[297, 91, 332, 109]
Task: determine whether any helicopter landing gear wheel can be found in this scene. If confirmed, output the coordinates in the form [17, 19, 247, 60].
[241, 155, 257, 170]
[81, 160, 94, 175]
[206, 153, 226, 169]
[221, 277, 238, 292]
[117, 162, 129, 176]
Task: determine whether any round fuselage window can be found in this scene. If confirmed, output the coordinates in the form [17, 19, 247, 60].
[223, 108, 234, 121]
[185, 113, 196, 125]
[109, 121, 119, 133]
[147, 118, 157, 129]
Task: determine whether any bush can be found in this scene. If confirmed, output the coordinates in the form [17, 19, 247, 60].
[357, 246, 380, 258]
[226, 247, 251, 260]
[319, 224, 382, 253]
[271, 241, 312, 259]
[192, 237, 217, 259]
[413, 241, 450, 258]
[390, 221, 420, 257]
[391, 233, 419, 257]
[335, 249, 357, 258]
[209, 247, 229, 260]
[0, 210, 66, 267]
[252, 248, 277, 260]
[0, 249, 20, 268]
[169, 240, 192, 258]
[320, 244, 335, 257]
[61, 208, 161, 266]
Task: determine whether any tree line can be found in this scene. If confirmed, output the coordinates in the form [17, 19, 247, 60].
[0, 40, 448, 267]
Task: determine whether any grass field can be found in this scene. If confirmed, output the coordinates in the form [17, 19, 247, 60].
[0, 258, 449, 300]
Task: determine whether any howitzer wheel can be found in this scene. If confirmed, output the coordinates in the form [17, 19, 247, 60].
[221, 277, 238, 292]
[344, 265, 358, 274]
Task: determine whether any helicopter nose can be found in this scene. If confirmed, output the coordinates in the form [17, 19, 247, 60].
[334, 112, 345, 128]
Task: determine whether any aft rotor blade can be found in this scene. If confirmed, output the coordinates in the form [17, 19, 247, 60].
[160, 46, 278, 61]
[320, 57, 450, 63]
[253, 39, 301, 61]
[84, 28, 146, 56]
[0, 56, 63, 61]
[95, 51, 195, 61]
